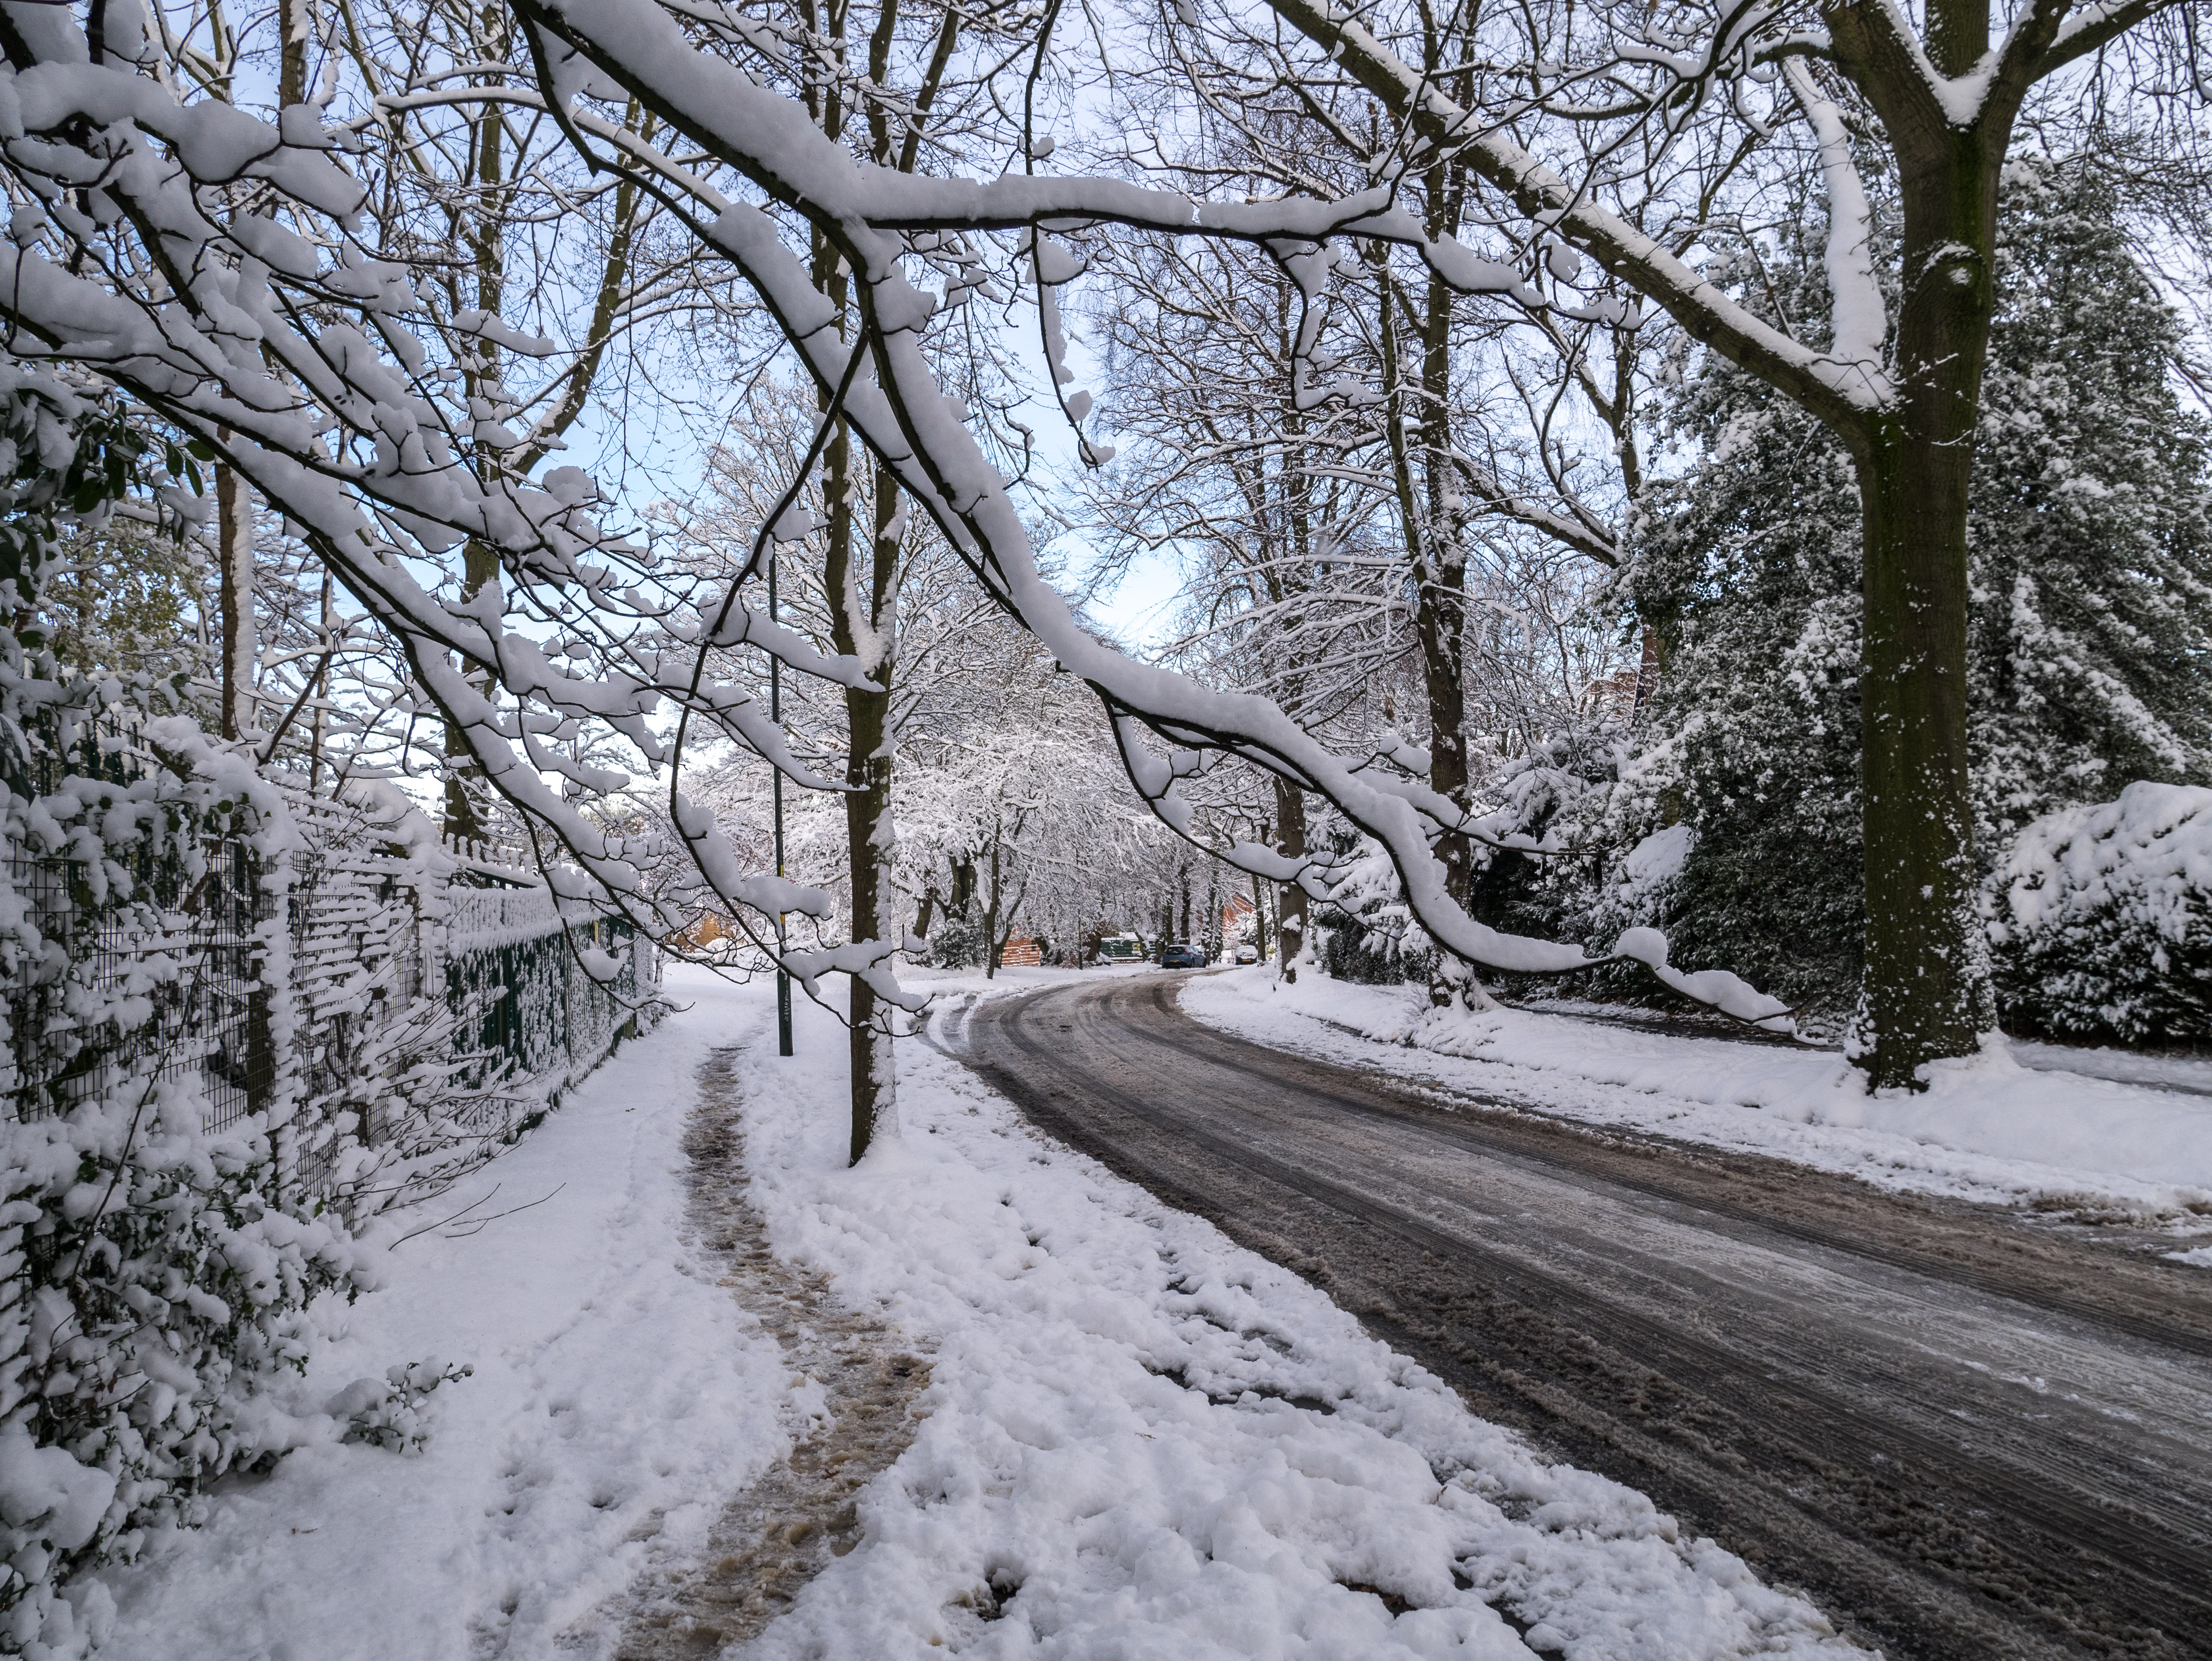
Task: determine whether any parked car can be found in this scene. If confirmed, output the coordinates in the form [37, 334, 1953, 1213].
[1233, 942, 1260, 965]
[1159, 941, 1208, 969]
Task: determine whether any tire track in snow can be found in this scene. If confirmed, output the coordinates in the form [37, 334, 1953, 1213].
[961, 973, 2212, 1661]
[599, 1047, 932, 1658]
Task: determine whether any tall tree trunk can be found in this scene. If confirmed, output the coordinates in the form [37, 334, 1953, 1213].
[824, 432, 901, 1162]
[984, 819, 1002, 980]
[446, 48, 509, 838]
[216, 461, 254, 741]
[1413, 256, 1471, 916]
[278, 0, 308, 107]
[308, 564, 331, 791]
[1375, 189, 1474, 1009]
[442, 541, 500, 841]
[1852, 131, 2003, 1087]
[1273, 777, 1307, 981]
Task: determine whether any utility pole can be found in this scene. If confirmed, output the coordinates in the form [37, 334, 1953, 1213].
[771, 543, 793, 1057]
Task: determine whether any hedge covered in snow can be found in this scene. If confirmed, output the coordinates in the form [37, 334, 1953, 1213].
[0, 369, 446, 1657]
[1987, 781, 2212, 1043]
[1, 1094, 372, 1657]
[0, 690, 379, 1656]
[1312, 775, 2212, 1047]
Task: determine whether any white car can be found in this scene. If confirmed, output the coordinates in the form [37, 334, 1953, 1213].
[1233, 942, 1260, 964]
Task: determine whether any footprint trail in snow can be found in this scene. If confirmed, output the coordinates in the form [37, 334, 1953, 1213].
[591, 1048, 933, 1657]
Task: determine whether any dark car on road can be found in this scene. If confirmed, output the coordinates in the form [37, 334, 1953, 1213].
[1159, 942, 1207, 969]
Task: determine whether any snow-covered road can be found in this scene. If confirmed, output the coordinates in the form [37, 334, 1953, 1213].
[961, 973, 2212, 1661]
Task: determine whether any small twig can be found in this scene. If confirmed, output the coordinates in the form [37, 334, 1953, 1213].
[386, 1183, 501, 1249]
[441, 1182, 566, 1239]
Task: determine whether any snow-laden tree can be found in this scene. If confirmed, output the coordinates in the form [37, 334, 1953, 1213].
[1164, 0, 2202, 1079]
[893, 625, 1167, 972]
[0, 0, 899, 1030]
[471, 0, 1808, 1031]
[11, 0, 2196, 1096]
[1620, 154, 2212, 1017]
[1087, 235, 1394, 979]
[0, 0, 1791, 1134]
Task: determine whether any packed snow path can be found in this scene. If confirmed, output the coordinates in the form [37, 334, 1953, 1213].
[605, 1046, 935, 1654]
[955, 973, 2212, 1661]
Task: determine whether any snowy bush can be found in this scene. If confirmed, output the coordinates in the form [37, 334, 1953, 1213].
[1, 1085, 372, 1657]
[327, 1359, 474, 1455]
[1311, 822, 1432, 986]
[927, 915, 986, 969]
[1312, 740, 1621, 991]
[1581, 822, 1694, 943]
[0, 363, 419, 1657]
[1988, 782, 2212, 1043]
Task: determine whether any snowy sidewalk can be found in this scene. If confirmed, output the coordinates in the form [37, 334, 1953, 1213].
[95, 965, 1867, 1659]
[93, 987, 794, 1660]
[1183, 968, 2212, 1238]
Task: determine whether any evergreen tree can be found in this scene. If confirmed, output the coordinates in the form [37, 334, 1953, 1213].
[1969, 159, 2212, 848]
[1624, 158, 2212, 1022]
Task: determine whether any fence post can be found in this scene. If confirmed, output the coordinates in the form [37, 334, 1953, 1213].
[239, 842, 288, 1192]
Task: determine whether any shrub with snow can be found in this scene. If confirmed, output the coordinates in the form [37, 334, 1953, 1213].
[326, 1358, 474, 1455]
[1, 1087, 372, 1657]
[1987, 782, 2212, 1044]
[927, 915, 986, 969]
[0, 366, 393, 1658]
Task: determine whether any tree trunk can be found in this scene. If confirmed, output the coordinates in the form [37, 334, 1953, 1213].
[984, 822, 1001, 980]
[1376, 234, 1474, 1010]
[1414, 250, 1471, 915]
[278, 0, 309, 107]
[216, 461, 255, 741]
[1272, 777, 1307, 981]
[1851, 129, 2003, 1087]
[308, 564, 332, 792]
[447, 66, 508, 837]
[442, 540, 500, 840]
[825, 436, 901, 1163]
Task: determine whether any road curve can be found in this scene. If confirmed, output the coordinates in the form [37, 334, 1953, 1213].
[953, 972, 2212, 1661]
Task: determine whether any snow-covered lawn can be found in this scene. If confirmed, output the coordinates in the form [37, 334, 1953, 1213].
[90, 964, 1869, 1658]
[1183, 968, 2212, 1234]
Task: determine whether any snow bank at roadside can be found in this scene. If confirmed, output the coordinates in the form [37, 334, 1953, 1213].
[724, 965, 1864, 1659]
[1183, 969, 2212, 1222]
[91, 995, 790, 1661]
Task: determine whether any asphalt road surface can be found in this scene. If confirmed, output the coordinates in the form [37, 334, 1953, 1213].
[954, 972, 2212, 1661]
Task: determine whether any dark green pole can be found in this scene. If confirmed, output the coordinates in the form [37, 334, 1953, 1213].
[770, 544, 793, 1058]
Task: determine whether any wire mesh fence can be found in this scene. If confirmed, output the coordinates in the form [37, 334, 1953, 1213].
[2, 799, 661, 1203]
[447, 908, 653, 1094]
[0, 838, 266, 1132]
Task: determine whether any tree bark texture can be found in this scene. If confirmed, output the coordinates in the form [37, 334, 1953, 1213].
[215, 461, 255, 741]
[1842, 82, 2009, 1085]
[1273, 777, 1307, 981]
[824, 434, 899, 1163]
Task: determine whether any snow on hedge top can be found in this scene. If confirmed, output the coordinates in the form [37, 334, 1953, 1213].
[1993, 781, 2212, 941]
